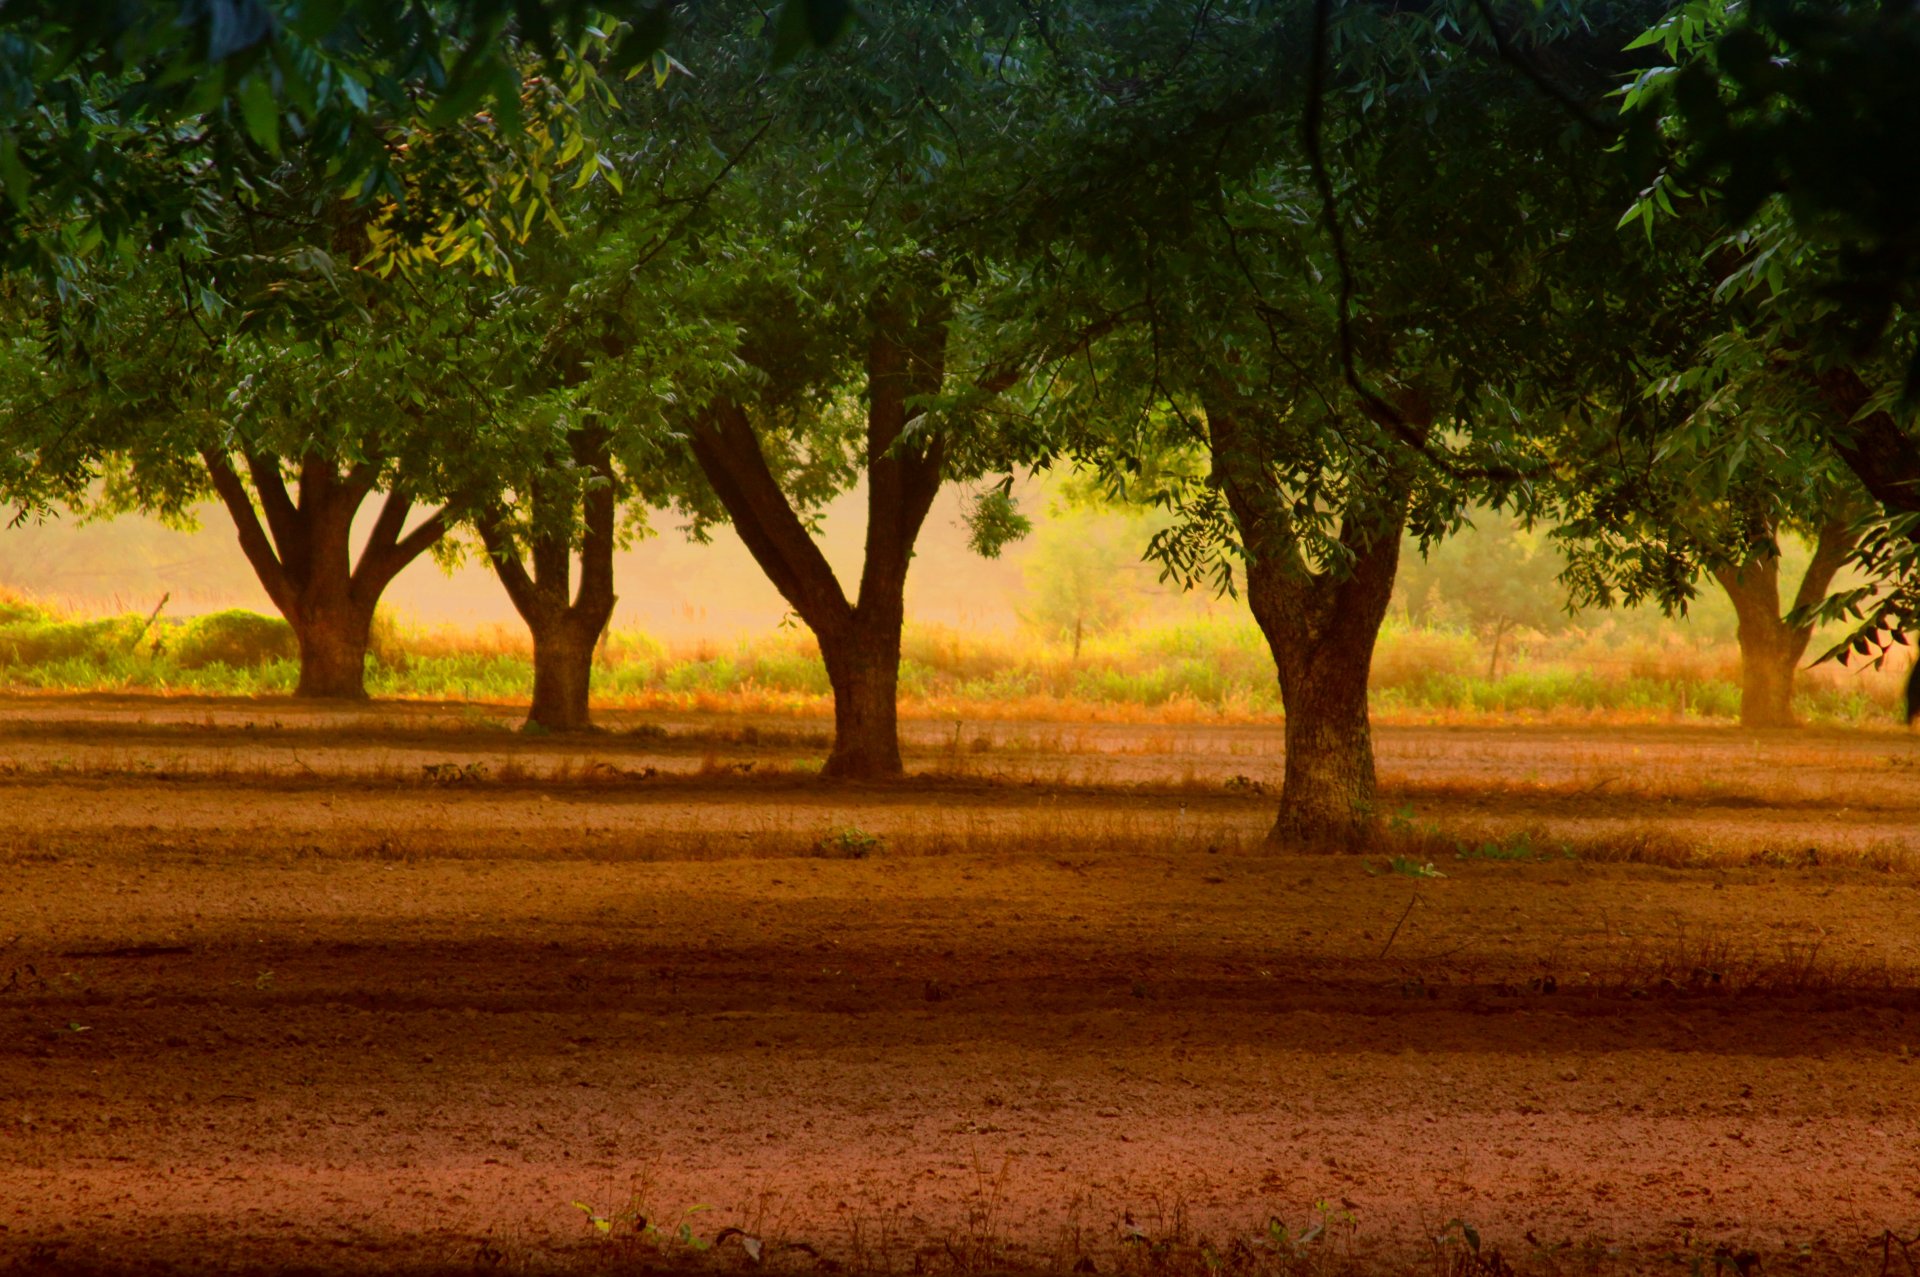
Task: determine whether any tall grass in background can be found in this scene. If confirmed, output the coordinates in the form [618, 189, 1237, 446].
[0, 588, 1907, 724]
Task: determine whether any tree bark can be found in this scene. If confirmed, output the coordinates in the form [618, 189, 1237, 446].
[686, 294, 951, 780]
[479, 426, 619, 734]
[1709, 518, 1855, 729]
[201, 450, 451, 700]
[1817, 369, 1920, 522]
[819, 613, 905, 777]
[1206, 397, 1414, 849]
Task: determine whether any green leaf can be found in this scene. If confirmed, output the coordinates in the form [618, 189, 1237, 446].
[237, 74, 280, 153]
[0, 134, 30, 216]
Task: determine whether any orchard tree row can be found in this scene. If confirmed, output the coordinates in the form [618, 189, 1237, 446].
[0, 0, 1916, 846]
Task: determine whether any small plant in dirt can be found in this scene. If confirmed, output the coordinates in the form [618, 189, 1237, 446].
[1366, 856, 1445, 879]
[814, 826, 885, 859]
[571, 1197, 714, 1254]
[421, 761, 492, 786]
[1431, 1218, 1515, 1276]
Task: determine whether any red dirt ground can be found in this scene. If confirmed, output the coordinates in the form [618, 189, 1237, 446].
[2, 696, 1918, 1275]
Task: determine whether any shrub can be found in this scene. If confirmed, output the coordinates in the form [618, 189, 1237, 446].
[0, 616, 140, 666]
[170, 609, 298, 670]
[0, 590, 48, 626]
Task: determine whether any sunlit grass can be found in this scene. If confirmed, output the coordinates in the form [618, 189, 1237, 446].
[0, 589, 1906, 725]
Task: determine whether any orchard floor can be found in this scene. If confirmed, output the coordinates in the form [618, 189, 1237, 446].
[2, 695, 1920, 1276]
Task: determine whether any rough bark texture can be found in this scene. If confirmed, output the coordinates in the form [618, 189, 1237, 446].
[687, 298, 951, 779]
[201, 451, 451, 700]
[480, 427, 618, 734]
[1206, 399, 1413, 849]
[1709, 519, 1854, 729]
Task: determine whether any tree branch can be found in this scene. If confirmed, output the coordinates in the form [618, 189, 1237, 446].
[203, 450, 300, 626]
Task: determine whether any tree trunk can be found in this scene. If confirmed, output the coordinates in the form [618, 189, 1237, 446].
[293, 600, 375, 699]
[526, 616, 599, 733]
[819, 616, 904, 778]
[1259, 526, 1405, 848]
[1710, 518, 1855, 729]
[201, 450, 452, 702]
[480, 426, 619, 734]
[685, 291, 956, 780]
[1712, 557, 1796, 728]
[1206, 394, 1416, 849]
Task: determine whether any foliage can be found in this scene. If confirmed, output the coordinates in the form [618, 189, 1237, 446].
[1397, 516, 1575, 638]
[0, 0, 850, 281]
[1614, 0, 1920, 666]
[1018, 504, 1173, 650]
[0, 598, 1904, 725]
[169, 609, 298, 670]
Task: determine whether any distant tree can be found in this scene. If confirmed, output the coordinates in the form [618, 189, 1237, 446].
[1018, 506, 1170, 658]
[1619, 0, 1920, 686]
[1397, 517, 1574, 679]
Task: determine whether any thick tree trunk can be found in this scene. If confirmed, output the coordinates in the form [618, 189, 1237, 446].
[201, 450, 451, 702]
[526, 617, 599, 733]
[480, 426, 618, 734]
[1206, 395, 1416, 849]
[1712, 558, 1796, 728]
[1710, 518, 1855, 729]
[819, 617, 904, 778]
[1257, 526, 1405, 848]
[293, 601, 375, 699]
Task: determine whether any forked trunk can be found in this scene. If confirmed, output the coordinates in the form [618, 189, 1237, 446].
[819, 619, 904, 779]
[685, 291, 961, 782]
[1710, 519, 1855, 730]
[1205, 394, 1415, 850]
[1255, 527, 1404, 848]
[201, 450, 452, 704]
[480, 426, 619, 735]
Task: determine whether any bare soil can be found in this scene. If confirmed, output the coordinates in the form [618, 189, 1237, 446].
[2, 695, 1919, 1275]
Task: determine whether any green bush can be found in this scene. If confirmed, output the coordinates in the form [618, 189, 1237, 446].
[0, 616, 141, 666]
[0, 592, 48, 625]
[170, 609, 298, 670]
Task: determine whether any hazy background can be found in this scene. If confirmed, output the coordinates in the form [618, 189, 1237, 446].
[0, 481, 1057, 638]
[0, 474, 1760, 649]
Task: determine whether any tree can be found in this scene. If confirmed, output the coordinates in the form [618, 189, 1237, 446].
[1397, 516, 1575, 679]
[1619, 0, 1920, 688]
[1019, 503, 1172, 657]
[461, 232, 727, 733]
[1011, 0, 1655, 844]
[593, 1, 1046, 777]
[0, 190, 493, 698]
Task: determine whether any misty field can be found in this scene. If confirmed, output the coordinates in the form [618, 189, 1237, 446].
[3, 695, 1918, 1276]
